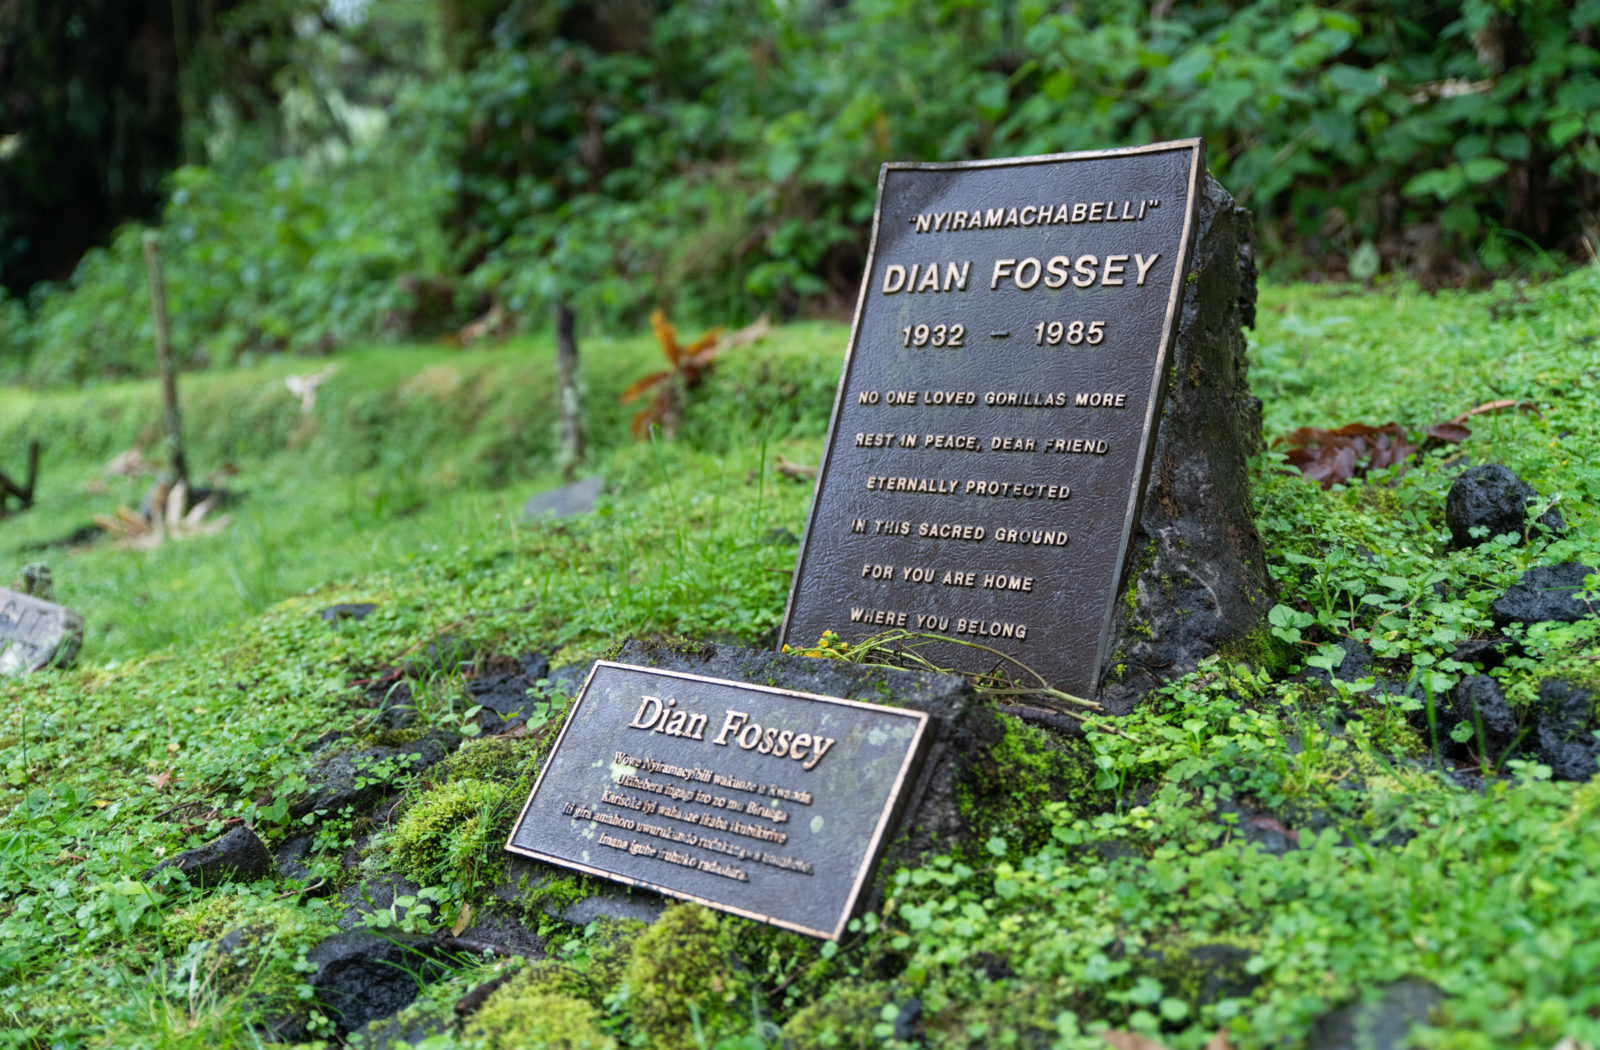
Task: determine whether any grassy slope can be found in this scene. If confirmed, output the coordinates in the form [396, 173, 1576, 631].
[2, 270, 1600, 1048]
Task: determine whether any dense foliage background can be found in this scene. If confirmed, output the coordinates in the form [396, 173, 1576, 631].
[4, 0, 1600, 384]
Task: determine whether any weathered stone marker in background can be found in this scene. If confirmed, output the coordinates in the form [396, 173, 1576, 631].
[0, 586, 84, 676]
[506, 660, 927, 939]
[782, 140, 1269, 707]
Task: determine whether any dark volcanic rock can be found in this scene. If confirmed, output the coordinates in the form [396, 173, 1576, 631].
[1445, 464, 1563, 548]
[1305, 637, 1375, 690]
[1534, 679, 1600, 781]
[1443, 675, 1522, 761]
[521, 475, 604, 521]
[1098, 175, 1273, 714]
[1450, 638, 1508, 674]
[273, 834, 315, 881]
[1305, 978, 1444, 1050]
[1491, 563, 1599, 629]
[298, 931, 457, 1036]
[291, 728, 460, 820]
[335, 874, 423, 932]
[320, 602, 378, 623]
[554, 887, 667, 927]
[465, 653, 551, 734]
[150, 825, 275, 888]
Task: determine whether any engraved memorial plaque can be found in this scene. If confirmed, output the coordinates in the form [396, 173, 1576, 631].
[505, 661, 927, 939]
[781, 141, 1205, 698]
[0, 587, 84, 676]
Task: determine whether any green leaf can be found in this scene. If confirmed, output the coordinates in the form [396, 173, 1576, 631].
[1462, 157, 1508, 183]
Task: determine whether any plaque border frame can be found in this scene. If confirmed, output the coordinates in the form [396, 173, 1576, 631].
[504, 660, 930, 940]
[778, 139, 1206, 695]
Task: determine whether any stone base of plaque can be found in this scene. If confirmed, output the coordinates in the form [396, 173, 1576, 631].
[1097, 174, 1274, 713]
[608, 639, 1089, 890]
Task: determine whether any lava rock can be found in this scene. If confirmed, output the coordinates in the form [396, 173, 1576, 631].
[150, 825, 275, 888]
[521, 475, 605, 521]
[299, 930, 457, 1036]
[1491, 563, 1600, 629]
[291, 728, 460, 820]
[1534, 680, 1600, 781]
[335, 874, 423, 932]
[320, 602, 378, 623]
[465, 652, 551, 734]
[1186, 943, 1262, 1005]
[1098, 177, 1273, 713]
[892, 998, 923, 1042]
[273, 834, 315, 881]
[1443, 675, 1521, 761]
[1305, 637, 1375, 690]
[1305, 977, 1444, 1050]
[1450, 638, 1508, 673]
[1445, 465, 1563, 548]
[453, 905, 549, 957]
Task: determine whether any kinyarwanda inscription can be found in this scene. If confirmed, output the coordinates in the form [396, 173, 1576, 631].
[505, 661, 928, 939]
[781, 140, 1205, 699]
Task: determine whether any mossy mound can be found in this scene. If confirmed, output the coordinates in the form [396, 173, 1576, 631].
[159, 891, 334, 1002]
[436, 732, 545, 784]
[469, 988, 617, 1050]
[781, 980, 893, 1050]
[392, 777, 517, 889]
[622, 904, 750, 1045]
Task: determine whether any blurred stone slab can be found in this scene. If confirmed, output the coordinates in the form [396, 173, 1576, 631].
[521, 476, 605, 521]
[0, 586, 83, 675]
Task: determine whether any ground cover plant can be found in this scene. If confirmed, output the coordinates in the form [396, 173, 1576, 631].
[3, 267, 1600, 1048]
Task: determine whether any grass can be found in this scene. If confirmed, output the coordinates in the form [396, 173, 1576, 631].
[2, 267, 1600, 1047]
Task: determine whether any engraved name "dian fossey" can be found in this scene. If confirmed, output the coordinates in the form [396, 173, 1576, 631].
[627, 694, 838, 771]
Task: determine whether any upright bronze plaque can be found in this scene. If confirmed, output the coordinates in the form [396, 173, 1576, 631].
[781, 140, 1204, 698]
[505, 661, 927, 939]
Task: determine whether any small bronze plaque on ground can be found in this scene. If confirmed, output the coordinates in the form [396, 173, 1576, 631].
[781, 140, 1205, 698]
[505, 661, 928, 939]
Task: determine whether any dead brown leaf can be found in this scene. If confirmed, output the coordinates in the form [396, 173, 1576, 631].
[625, 310, 731, 439]
[775, 456, 817, 481]
[1275, 420, 1470, 489]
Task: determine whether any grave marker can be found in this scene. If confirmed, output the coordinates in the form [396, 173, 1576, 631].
[505, 661, 927, 939]
[781, 140, 1207, 698]
[0, 587, 84, 676]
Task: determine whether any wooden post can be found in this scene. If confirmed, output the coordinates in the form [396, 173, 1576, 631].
[142, 231, 188, 487]
[554, 301, 585, 481]
[0, 439, 38, 515]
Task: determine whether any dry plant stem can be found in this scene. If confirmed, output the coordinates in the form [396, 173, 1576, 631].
[799, 628, 1103, 714]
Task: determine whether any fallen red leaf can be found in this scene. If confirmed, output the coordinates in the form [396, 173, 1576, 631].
[1275, 420, 1469, 488]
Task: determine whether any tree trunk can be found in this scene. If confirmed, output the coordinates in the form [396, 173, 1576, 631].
[143, 231, 189, 487]
[554, 302, 585, 481]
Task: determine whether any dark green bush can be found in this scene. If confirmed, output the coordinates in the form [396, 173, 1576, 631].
[6, 0, 1598, 386]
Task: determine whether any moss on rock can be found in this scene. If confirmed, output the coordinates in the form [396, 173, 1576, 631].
[437, 733, 543, 784]
[160, 892, 333, 1001]
[623, 904, 749, 1045]
[956, 715, 1095, 851]
[392, 777, 516, 889]
[469, 988, 617, 1050]
[780, 980, 893, 1050]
